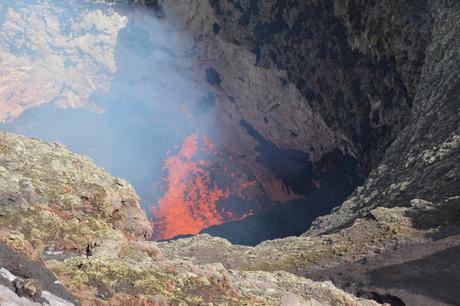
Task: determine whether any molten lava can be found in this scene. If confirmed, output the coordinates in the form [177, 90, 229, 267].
[152, 133, 230, 240]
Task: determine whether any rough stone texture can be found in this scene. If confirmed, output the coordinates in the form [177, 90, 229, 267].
[0, 244, 77, 305]
[0, 1, 127, 122]
[162, 0, 339, 161]
[159, 205, 427, 271]
[159, 202, 460, 305]
[155, 4, 460, 303]
[154, 0, 458, 259]
[0, 133, 379, 305]
[306, 0, 460, 237]
[47, 236, 379, 306]
[162, 0, 433, 173]
[152, 0, 460, 293]
[0, 131, 152, 258]
[149, 0, 457, 241]
[169, 0, 459, 246]
[0, 0, 459, 305]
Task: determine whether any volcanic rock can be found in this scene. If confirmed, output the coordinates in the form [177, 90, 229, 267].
[0, 244, 77, 305]
[0, 132, 152, 258]
[306, 0, 460, 238]
[0, 0, 459, 305]
[0, 132, 380, 305]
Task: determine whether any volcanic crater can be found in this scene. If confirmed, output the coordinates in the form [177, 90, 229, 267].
[0, 0, 459, 305]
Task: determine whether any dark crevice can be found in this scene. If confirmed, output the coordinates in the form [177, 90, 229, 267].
[356, 291, 405, 306]
[203, 120, 363, 245]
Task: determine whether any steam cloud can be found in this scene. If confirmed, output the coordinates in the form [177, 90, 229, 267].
[0, 0, 225, 238]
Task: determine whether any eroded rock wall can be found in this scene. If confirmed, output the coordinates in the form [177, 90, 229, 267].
[307, 0, 460, 236]
[0, 132, 152, 259]
[164, 0, 434, 173]
[154, 0, 459, 244]
[154, 1, 460, 304]
[0, 132, 380, 306]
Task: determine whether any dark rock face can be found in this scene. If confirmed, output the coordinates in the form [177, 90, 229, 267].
[147, 0, 458, 245]
[205, 119, 362, 245]
[307, 0, 460, 237]
[156, 1, 460, 304]
[194, 0, 459, 239]
[0, 244, 78, 305]
[208, 0, 433, 174]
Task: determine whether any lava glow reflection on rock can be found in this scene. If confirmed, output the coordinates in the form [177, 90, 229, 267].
[0, 0, 239, 240]
[152, 133, 230, 240]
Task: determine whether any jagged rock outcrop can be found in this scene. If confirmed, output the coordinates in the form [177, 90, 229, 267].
[147, 0, 458, 243]
[0, 244, 77, 305]
[0, 131, 152, 258]
[159, 202, 460, 305]
[162, 0, 433, 173]
[48, 240, 380, 305]
[154, 0, 460, 304]
[0, 0, 458, 305]
[0, 133, 380, 305]
[306, 0, 460, 237]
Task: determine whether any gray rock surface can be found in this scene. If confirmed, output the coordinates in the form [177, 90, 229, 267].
[148, 0, 459, 243]
[0, 131, 152, 251]
[153, 3, 460, 305]
[155, 0, 460, 238]
[0, 244, 77, 305]
[0, 133, 380, 305]
[0, 0, 458, 305]
[306, 1, 460, 237]
[162, 0, 433, 171]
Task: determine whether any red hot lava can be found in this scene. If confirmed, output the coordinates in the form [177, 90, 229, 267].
[151, 133, 230, 240]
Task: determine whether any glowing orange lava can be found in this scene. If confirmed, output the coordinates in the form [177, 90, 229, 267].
[152, 133, 230, 240]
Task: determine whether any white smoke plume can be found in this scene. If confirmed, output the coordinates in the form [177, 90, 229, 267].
[0, 0, 218, 221]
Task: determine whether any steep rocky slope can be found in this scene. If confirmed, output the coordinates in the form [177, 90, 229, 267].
[141, 0, 458, 243]
[0, 132, 379, 305]
[155, 0, 433, 178]
[306, 0, 460, 237]
[201, 0, 429, 172]
[156, 0, 459, 304]
[0, 132, 152, 259]
[0, 0, 459, 305]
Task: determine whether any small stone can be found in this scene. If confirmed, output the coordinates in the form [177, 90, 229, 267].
[13, 278, 42, 300]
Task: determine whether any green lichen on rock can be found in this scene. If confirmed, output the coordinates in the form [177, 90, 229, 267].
[1, 205, 124, 256]
[0, 132, 151, 257]
[159, 205, 426, 276]
[47, 254, 233, 305]
[0, 142, 10, 154]
[47, 250, 377, 306]
[48, 256, 168, 294]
